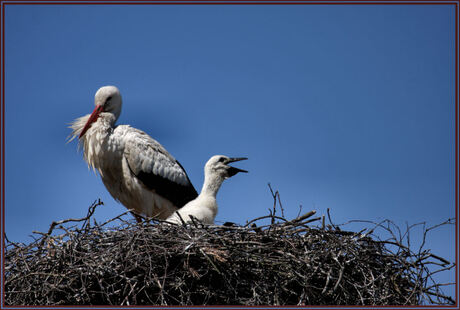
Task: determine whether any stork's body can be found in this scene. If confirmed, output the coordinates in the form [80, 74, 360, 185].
[166, 155, 247, 225]
[69, 86, 198, 219]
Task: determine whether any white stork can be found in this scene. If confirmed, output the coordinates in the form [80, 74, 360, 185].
[69, 86, 198, 220]
[166, 155, 247, 225]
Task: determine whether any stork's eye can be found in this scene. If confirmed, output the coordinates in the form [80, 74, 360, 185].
[106, 96, 112, 102]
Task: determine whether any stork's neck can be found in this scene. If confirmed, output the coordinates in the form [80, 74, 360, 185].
[99, 112, 118, 128]
[80, 113, 118, 170]
[200, 173, 225, 198]
[81, 114, 115, 144]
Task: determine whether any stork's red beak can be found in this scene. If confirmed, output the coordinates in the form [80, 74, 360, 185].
[79, 105, 103, 138]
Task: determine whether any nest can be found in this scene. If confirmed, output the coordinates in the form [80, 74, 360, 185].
[5, 196, 455, 306]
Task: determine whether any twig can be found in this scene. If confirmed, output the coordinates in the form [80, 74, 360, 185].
[39, 199, 103, 247]
[327, 208, 339, 230]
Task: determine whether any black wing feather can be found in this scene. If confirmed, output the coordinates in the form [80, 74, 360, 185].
[135, 167, 198, 208]
[121, 126, 198, 208]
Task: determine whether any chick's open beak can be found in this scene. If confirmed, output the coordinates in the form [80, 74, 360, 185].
[226, 157, 248, 176]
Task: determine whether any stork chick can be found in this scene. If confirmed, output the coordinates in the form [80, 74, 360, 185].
[69, 86, 198, 220]
[166, 155, 247, 225]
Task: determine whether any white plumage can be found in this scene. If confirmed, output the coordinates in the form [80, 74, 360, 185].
[166, 155, 247, 225]
[69, 86, 198, 220]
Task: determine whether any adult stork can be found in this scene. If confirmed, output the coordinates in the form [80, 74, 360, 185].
[166, 155, 247, 225]
[69, 86, 198, 220]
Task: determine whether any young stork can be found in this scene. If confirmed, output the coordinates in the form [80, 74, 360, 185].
[69, 86, 198, 220]
[166, 155, 247, 225]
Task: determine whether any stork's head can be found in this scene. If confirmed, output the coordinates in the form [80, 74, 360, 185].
[205, 155, 248, 179]
[79, 86, 122, 138]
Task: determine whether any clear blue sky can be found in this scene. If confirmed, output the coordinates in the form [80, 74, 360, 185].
[4, 3, 456, 300]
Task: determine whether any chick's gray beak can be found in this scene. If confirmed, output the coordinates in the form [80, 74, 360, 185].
[227, 157, 248, 164]
[226, 157, 248, 176]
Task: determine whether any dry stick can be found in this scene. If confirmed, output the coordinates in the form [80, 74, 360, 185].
[160, 252, 169, 306]
[422, 288, 456, 304]
[268, 183, 285, 221]
[283, 210, 317, 226]
[327, 208, 339, 230]
[4, 234, 26, 250]
[301, 216, 323, 226]
[277, 190, 285, 218]
[189, 215, 202, 228]
[176, 211, 186, 226]
[81, 199, 104, 229]
[415, 253, 452, 267]
[418, 218, 455, 255]
[321, 268, 333, 294]
[244, 215, 287, 227]
[199, 248, 221, 275]
[291, 218, 322, 233]
[296, 204, 303, 219]
[332, 264, 345, 293]
[100, 210, 133, 227]
[268, 183, 277, 224]
[39, 199, 103, 247]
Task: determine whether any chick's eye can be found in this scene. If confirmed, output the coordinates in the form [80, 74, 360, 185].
[218, 157, 226, 163]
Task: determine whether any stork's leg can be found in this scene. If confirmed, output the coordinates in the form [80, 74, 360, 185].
[130, 211, 143, 223]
